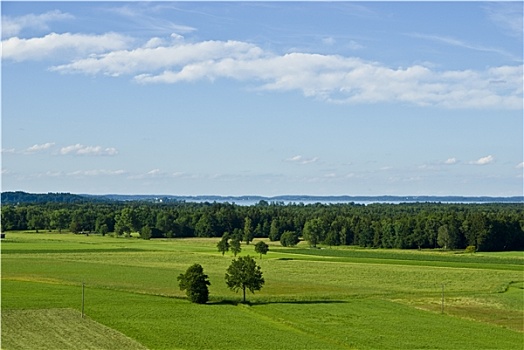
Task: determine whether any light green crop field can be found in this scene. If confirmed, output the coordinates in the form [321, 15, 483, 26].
[1, 232, 523, 349]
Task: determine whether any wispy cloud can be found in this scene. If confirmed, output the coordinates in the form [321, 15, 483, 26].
[60, 144, 118, 156]
[1, 148, 16, 154]
[286, 155, 319, 165]
[128, 169, 188, 180]
[469, 155, 495, 165]
[1, 10, 74, 38]
[444, 157, 458, 165]
[516, 162, 524, 169]
[104, 3, 196, 35]
[483, 2, 523, 38]
[408, 33, 519, 61]
[147, 169, 162, 176]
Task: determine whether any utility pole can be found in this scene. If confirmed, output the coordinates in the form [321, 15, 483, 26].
[441, 283, 445, 314]
[82, 282, 85, 318]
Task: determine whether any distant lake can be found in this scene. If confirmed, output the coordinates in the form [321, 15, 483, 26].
[181, 198, 523, 206]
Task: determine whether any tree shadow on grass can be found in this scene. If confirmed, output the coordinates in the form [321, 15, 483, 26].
[207, 299, 347, 306]
[207, 299, 241, 306]
[252, 299, 347, 306]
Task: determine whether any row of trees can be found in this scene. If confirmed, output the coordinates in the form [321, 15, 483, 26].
[178, 256, 264, 304]
[1, 201, 523, 251]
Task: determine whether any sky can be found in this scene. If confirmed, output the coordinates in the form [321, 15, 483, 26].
[1, 1, 523, 197]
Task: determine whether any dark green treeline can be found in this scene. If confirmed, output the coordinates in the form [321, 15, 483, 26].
[1, 201, 523, 252]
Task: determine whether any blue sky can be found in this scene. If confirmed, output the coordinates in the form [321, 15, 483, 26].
[1, 1, 523, 196]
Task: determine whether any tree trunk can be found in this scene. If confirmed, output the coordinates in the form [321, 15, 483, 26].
[242, 285, 246, 303]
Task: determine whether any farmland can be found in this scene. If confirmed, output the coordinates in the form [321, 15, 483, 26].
[1, 231, 523, 349]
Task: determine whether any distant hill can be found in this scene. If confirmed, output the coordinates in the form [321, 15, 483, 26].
[1, 191, 101, 204]
[2, 191, 522, 205]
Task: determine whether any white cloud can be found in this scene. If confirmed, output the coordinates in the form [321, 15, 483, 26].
[1, 10, 74, 38]
[2, 32, 133, 61]
[286, 155, 319, 164]
[469, 155, 495, 165]
[67, 169, 126, 176]
[4, 30, 520, 109]
[60, 144, 118, 156]
[53, 38, 521, 109]
[128, 168, 187, 180]
[51, 40, 263, 77]
[444, 157, 458, 165]
[25, 142, 55, 153]
[516, 162, 524, 169]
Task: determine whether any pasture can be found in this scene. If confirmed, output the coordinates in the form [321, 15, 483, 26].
[1, 231, 523, 349]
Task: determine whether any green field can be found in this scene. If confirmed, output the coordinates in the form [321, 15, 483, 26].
[1, 232, 523, 349]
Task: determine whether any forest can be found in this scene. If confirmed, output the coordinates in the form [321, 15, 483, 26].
[1, 197, 523, 252]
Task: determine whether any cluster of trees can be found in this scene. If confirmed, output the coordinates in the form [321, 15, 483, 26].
[1, 201, 523, 251]
[178, 256, 264, 304]
[215, 231, 269, 258]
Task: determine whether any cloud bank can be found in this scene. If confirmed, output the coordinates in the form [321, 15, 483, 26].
[49, 39, 524, 109]
[2, 18, 522, 109]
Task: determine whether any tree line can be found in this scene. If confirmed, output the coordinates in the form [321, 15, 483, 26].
[1, 201, 523, 251]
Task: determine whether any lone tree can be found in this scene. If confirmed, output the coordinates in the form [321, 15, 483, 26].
[225, 256, 264, 303]
[254, 241, 269, 258]
[217, 233, 230, 256]
[177, 264, 211, 304]
[230, 238, 242, 257]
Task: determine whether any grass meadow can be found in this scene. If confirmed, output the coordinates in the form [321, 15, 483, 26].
[1, 231, 523, 349]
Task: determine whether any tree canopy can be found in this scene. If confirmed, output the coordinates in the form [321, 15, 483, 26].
[225, 256, 265, 303]
[177, 264, 211, 304]
[254, 241, 269, 258]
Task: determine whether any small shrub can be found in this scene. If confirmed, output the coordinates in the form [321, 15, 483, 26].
[465, 246, 476, 254]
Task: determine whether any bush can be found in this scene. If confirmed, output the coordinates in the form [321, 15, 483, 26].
[465, 245, 476, 254]
[280, 231, 299, 247]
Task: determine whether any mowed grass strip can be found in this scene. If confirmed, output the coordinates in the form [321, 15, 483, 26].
[396, 281, 524, 332]
[1, 308, 148, 350]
